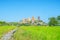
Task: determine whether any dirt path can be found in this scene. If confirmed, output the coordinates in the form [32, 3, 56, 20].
[0, 28, 17, 40]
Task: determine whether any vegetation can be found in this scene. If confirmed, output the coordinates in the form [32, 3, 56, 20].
[0, 26, 15, 38]
[13, 26, 60, 40]
[48, 17, 58, 26]
[0, 16, 60, 40]
[57, 16, 60, 26]
[57, 16, 60, 20]
[48, 16, 60, 26]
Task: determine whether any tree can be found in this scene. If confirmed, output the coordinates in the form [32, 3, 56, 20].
[57, 16, 60, 26]
[48, 17, 58, 26]
[57, 16, 60, 20]
[0, 21, 7, 26]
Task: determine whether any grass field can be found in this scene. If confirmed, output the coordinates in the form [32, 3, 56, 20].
[0, 26, 60, 40]
[13, 26, 60, 40]
[0, 26, 15, 38]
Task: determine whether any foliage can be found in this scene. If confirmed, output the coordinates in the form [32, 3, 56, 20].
[48, 17, 58, 26]
[57, 16, 60, 26]
[57, 16, 60, 20]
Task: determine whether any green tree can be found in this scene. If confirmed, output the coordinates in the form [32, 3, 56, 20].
[0, 21, 7, 26]
[57, 16, 60, 20]
[48, 17, 58, 26]
[57, 16, 60, 26]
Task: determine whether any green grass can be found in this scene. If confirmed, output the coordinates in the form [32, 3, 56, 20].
[0, 26, 15, 38]
[13, 26, 60, 40]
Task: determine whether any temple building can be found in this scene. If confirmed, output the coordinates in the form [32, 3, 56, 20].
[27, 18, 31, 23]
[38, 16, 40, 21]
[32, 16, 35, 24]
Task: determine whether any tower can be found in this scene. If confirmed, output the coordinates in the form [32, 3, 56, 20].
[27, 18, 31, 23]
[38, 16, 40, 21]
[32, 16, 35, 24]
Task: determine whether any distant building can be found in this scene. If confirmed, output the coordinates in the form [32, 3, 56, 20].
[38, 16, 40, 21]
[37, 16, 40, 25]
[27, 18, 31, 23]
[32, 16, 35, 24]
[20, 16, 47, 26]
[22, 18, 26, 23]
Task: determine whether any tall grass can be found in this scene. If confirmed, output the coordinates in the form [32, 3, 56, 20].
[0, 26, 15, 38]
[13, 26, 60, 40]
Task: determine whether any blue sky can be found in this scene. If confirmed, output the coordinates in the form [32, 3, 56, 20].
[0, 0, 60, 22]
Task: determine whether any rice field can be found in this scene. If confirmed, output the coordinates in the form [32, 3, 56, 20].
[13, 26, 60, 40]
[0, 26, 60, 40]
[0, 26, 15, 38]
